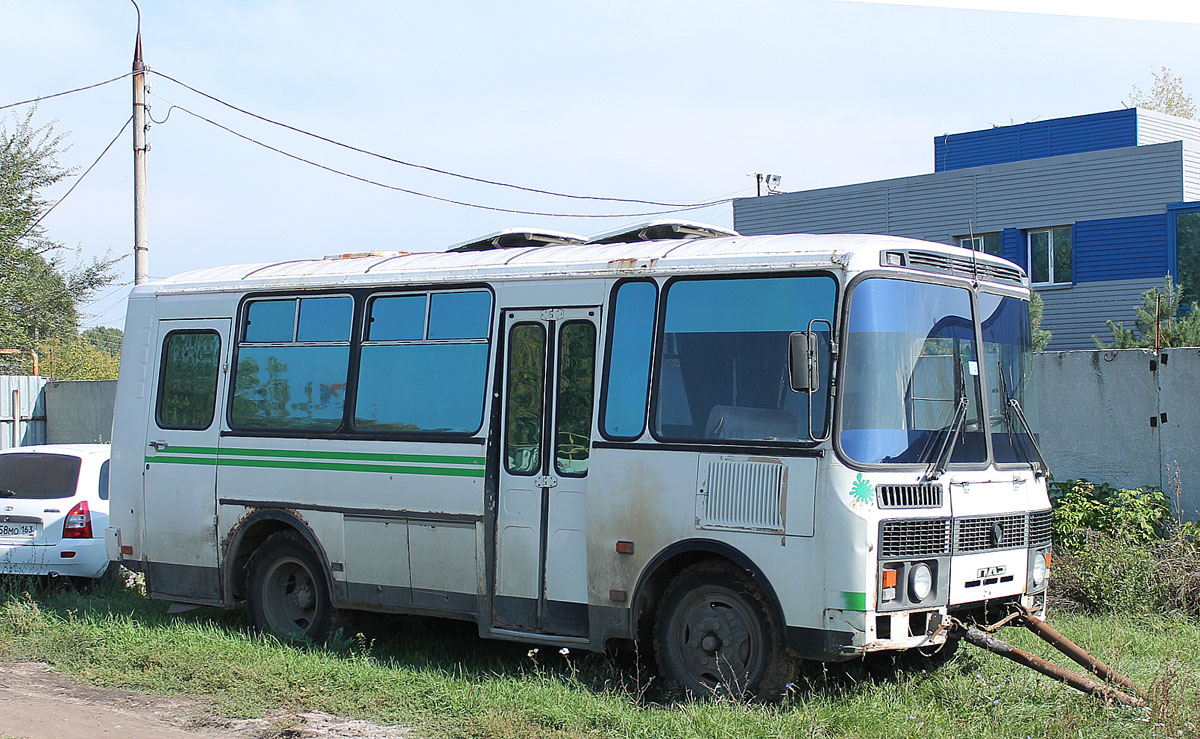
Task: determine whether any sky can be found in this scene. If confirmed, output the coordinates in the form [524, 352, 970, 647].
[1, 0, 1198, 329]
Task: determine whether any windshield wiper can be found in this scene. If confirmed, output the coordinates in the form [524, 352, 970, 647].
[1008, 397, 1049, 478]
[0, 490, 16, 498]
[924, 394, 968, 482]
[996, 361, 1049, 478]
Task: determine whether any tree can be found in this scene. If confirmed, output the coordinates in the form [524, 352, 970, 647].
[0, 109, 120, 375]
[1094, 275, 1200, 349]
[1126, 67, 1196, 119]
[1030, 292, 1051, 352]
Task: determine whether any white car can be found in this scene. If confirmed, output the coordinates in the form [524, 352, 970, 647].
[0, 444, 111, 579]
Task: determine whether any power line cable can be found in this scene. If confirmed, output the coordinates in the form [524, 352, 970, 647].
[149, 69, 731, 209]
[16, 116, 133, 244]
[0, 72, 134, 112]
[156, 101, 724, 219]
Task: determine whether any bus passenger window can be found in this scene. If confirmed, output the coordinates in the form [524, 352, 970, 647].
[355, 290, 492, 435]
[158, 331, 221, 430]
[231, 296, 352, 431]
[602, 280, 656, 439]
[653, 275, 836, 444]
[555, 321, 596, 476]
[506, 323, 546, 474]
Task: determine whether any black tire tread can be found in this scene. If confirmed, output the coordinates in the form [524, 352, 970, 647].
[245, 529, 341, 643]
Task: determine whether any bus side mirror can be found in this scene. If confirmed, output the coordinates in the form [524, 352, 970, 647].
[789, 331, 818, 392]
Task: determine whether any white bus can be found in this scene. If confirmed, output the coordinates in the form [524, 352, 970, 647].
[107, 232, 1051, 697]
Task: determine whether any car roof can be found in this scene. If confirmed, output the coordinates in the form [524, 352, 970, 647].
[0, 444, 110, 458]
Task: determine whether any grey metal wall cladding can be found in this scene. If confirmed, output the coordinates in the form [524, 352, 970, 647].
[734, 143, 1185, 240]
[0, 376, 47, 450]
[1073, 214, 1168, 282]
[934, 109, 1137, 171]
[1036, 277, 1162, 350]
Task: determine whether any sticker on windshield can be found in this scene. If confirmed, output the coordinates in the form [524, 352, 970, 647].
[968, 360, 979, 376]
[849, 473, 875, 505]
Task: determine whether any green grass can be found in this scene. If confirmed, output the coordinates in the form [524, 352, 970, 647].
[0, 577, 1196, 738]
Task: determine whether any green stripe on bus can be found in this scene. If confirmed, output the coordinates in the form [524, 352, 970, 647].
[838, 591, 867, 611]
[145, 455, 485, 478]
[158, 445, 485, 467]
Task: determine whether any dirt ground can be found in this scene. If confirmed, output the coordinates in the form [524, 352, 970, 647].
[0, 662, 413, 739]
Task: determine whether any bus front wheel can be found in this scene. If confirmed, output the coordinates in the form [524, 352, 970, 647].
[246, 530, 339, 642]
[653, 561, 793, 700]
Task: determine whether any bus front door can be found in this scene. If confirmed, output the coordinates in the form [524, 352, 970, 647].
[493, 307, 599, 637]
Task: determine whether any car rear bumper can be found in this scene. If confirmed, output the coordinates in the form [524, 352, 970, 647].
[0, 538, 110, 578]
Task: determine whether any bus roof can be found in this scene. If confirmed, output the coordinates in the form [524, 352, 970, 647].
[139, 233, 1027, 296]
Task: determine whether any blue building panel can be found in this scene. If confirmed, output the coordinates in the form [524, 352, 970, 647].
[935, 109, 1138, 172]
[1072, 213, 1168, 283]
[1001, 228, 1024, 269]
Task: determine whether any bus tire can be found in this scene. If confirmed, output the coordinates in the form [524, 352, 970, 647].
[246, 530, 339, 642]
[653, 561, 793, 700]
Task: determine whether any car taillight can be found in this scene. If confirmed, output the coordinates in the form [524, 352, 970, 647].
[63, 501, 92, 539]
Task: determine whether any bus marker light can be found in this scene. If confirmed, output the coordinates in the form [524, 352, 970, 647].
[615, 540, 634, 554]
[609, 589, 627, 602]
[120, 545, 134, 555]
[881, 568, 897, 588]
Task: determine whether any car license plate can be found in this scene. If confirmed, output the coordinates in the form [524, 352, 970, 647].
[0, 522, 40, 538]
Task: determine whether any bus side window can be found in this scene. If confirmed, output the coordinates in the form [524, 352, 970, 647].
[601, 280, 657, 440]
[231, 296, 353, 431]
[355, 290, 492, 435]
[157, 330, 221, 431]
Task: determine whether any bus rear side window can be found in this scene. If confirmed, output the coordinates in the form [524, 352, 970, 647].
[602, 281, 656, 439]
[158, 330, 221, 430]
[231, 296, 352, 431]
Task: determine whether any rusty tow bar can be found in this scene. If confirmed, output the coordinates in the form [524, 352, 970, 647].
[949, 607, 1146, 707]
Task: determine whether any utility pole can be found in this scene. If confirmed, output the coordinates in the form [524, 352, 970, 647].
[132, 27, 149, 285]
[755, 173, 763, 197]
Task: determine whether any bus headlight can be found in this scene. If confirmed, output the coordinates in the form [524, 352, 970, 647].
[909, 562, 933, 602]
[1032, 552, 1048, 586]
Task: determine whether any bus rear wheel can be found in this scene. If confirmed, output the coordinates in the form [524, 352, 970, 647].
[653, 561, 792, 700]
[246, 531, 338, 642]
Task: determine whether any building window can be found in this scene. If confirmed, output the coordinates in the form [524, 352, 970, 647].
[1027, 227, 1072, 285]
[1176, 211, 1200, 302]
[959, 233, 1001, 256]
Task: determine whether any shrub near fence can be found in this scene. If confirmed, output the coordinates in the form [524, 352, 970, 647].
[1050, 478, 1200, 620]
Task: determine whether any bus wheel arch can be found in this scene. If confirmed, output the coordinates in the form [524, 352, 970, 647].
[223, 509, 334, 606]
[630, 540, 786, 657]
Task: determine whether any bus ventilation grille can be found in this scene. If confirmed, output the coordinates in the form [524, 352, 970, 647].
[698, 458, 785, 532]
[903, 250, 1025, 285]
[879, 519, 951, 558]
[1027, 509, 1053, 547]
[954, 514, 1027, 553]
[876, 483, 942, 509]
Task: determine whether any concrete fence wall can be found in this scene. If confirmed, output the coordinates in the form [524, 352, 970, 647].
[1034, 348, 1200, 519]
[44, 380, 118, 444]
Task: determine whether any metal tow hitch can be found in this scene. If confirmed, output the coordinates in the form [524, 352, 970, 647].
[948, 606, 1146, 708]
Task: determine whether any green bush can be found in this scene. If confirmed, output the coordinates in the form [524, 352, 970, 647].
[1048, 479, 1169, 551]
[1048, 478, 1200, 621]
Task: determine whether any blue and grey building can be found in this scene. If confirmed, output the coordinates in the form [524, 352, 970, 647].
[733, 108, 1200, 349]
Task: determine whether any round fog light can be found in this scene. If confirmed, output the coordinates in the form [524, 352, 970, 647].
[909, 563, 933, 602]
[1032, 552, 1047, 586]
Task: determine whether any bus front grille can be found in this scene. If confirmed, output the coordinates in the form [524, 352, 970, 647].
[1027, 509, 1052, 547]
[877, 483, 943, 509]
[879, 519, 951, 558]
[954, 514, 1027, 552]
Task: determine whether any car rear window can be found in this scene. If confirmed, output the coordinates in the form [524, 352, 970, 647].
[0, 454, 82, 499]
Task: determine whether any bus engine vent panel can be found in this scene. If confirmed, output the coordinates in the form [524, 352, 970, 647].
[696, 457, 785, 533]
[877, 483, 943, 509]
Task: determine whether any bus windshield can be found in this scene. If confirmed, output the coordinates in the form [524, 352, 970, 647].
[840, 278, 986, 466]
[980, 292, 1039, 464]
